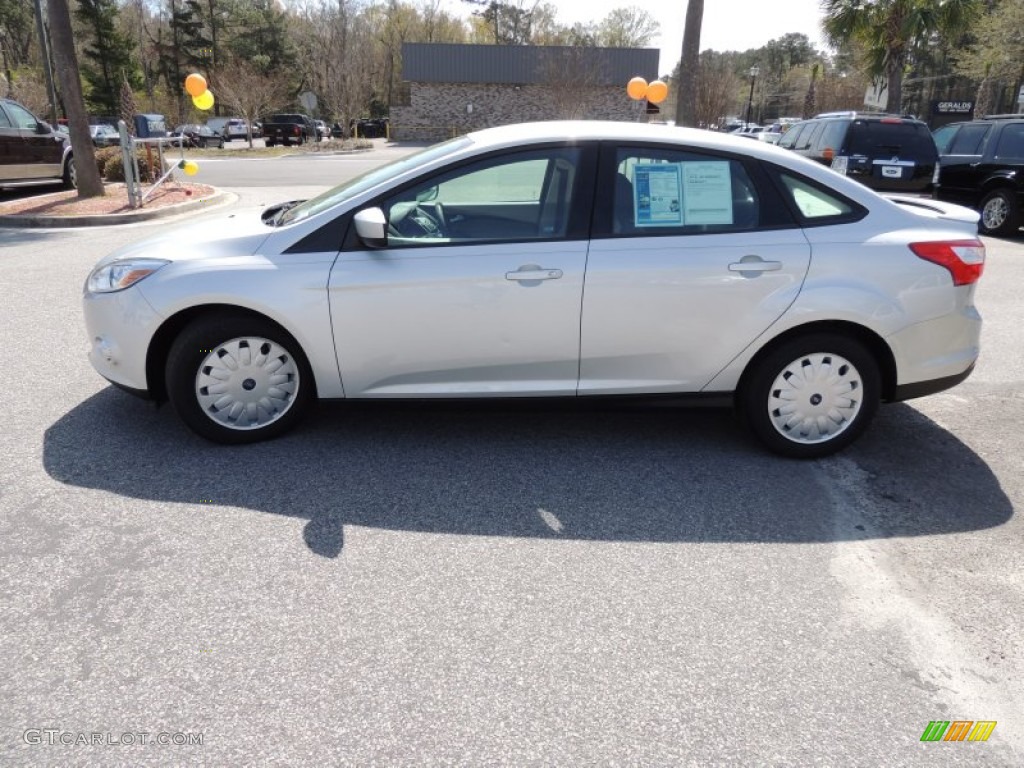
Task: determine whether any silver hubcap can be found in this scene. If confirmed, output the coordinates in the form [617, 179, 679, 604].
[195, 337, 299, 430]
[982, 196, 1007, 230]
[767, 352, 863, 445]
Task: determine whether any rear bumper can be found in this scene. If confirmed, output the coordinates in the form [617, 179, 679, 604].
[891, 363, 974, 402]
[885, 300, 981, 399]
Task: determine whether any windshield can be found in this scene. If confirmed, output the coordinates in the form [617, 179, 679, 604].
[278, 136, 473, 226]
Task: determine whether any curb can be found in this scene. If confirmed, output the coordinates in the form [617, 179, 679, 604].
[0, 190, 237, 229]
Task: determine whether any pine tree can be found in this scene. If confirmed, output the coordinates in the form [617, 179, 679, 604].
[119, 72, 138, 135]
[75, 0, 139, 116]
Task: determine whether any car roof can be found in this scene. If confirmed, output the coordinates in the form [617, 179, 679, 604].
[456, 120, 886, 207]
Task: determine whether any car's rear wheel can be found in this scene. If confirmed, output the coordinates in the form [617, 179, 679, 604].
[165, 314, 314, 444]
[978, 189, 1021, 237]
[740, 334, 880, 458]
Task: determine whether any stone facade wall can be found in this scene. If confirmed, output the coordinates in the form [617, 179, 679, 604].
[391, 82, 644, 141]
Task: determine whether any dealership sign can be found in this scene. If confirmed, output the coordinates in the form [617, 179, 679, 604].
[931, 100, 974, 115]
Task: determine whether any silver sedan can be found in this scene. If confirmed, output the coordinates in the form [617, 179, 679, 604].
[83, 121, 984, 457]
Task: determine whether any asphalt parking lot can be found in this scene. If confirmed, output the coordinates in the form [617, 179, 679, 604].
[1, 159, 1022, 765]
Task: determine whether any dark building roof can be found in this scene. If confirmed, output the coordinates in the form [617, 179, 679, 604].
[402, 43, 659, 86]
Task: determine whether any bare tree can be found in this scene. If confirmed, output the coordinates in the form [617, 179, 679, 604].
[596, 6, 658, 48]
[215, 59, 291, 147]
[674, 0, 703, 127]
[46, 0, 104, 197]
[694, 52, 740, 128]
[540, 44, 607, 118]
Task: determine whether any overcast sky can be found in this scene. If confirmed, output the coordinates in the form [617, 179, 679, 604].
[442, 0, 830, 74]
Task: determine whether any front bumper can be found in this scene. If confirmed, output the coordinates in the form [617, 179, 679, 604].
[83, 286, 164, 395]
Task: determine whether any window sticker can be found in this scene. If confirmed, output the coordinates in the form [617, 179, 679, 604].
[633, 164, 683, 226]
[682, 161, 734, 225]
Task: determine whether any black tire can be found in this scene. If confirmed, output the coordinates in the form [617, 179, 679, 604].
[266, 140, 275, 148]
[62, 154, 76, 189]
[978, 189, 1021, 237]
[165, 313, 314, 444]
[739, 333, 881, 459]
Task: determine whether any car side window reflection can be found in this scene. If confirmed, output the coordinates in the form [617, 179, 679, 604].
[612, 148, 760, 236]
[382, 147, 582, 246]
[5, 101, 40, 130]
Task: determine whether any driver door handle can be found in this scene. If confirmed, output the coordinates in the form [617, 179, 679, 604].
[506, 268, 563, 281]
[728, 259, 782, 273]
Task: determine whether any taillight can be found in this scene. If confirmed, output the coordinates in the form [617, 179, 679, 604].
[909, 240, 985, 286]
[822, 147, 834, 161]
[294, 126, 300, 135]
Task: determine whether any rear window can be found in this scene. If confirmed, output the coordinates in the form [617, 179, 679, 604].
[948, 123, 991, 155]
[845, 120, 937, 160]
[994, 124, 1024, 161]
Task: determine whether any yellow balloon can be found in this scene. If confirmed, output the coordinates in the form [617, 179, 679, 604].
[185, 73, 207, 98]
[183, 161, 199, 176]
[647, 80, 669, 104]
[626, 76, 648, 100]
[192, 90, 215, 111]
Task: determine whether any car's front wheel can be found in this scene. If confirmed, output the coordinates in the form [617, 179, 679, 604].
[740, 334, 880, 458]
[978, 189, 1021, 237]
[62, 155, 76, 189]
[165, 314, 314, 444]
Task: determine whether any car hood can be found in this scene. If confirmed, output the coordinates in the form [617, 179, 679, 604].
[94, 206, 273, 268]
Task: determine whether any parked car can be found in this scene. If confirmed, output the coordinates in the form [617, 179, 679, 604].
[353, 117, 388, 138]
[262, 113, 318, 146]
[932, 114, 1024, 237]
[204, 117, 231, 138]
[314, 120, 330, 140]
[0, 97, 75, 189]
[82, 120, 984, 457]
[89, 123, 120, 147]
[224, 118, 249, 141]
[170, 124, 225, 149]
[251, 120, 263, 139]
[777, 112, 938, 193]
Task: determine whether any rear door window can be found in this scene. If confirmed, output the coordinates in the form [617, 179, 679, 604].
[947, 123, 991, 155]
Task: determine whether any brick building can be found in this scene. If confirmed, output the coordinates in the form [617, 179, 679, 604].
[391, 43, 660, 141]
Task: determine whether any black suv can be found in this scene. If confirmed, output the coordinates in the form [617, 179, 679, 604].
[0, 98, 75, 189]
[932, 114, 1024, 237]
[777, 112, 937, 194]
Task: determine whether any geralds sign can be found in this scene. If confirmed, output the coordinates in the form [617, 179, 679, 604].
[931, 100, 974, 115]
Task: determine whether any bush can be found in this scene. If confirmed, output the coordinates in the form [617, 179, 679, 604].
[93, 146, 120, 177]
[102, 150, 158, 182]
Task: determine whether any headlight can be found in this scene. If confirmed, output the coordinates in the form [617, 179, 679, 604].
[86, 259, 169, 293]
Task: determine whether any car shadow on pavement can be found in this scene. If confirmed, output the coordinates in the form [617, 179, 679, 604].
[43, 390, 1013, 558]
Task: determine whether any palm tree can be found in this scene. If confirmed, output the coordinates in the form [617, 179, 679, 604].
[822, 0, 978, 114]
[675, 0, 704, 127]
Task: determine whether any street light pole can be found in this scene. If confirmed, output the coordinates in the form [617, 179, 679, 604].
[746, 66, 760, 127]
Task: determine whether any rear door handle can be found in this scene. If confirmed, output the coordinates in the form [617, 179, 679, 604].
[506, 267, 563, 281]
[728, 259, 782, 273]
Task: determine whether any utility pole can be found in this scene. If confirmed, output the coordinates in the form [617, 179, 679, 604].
[32, 0, 60, 125]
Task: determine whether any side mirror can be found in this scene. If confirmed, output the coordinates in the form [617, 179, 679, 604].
[35, 121, 52, 135]
[353, 207, 388, 248]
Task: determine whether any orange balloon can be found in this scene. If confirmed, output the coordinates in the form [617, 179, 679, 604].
[647, 80, 669, 104]
[626, 76, 648, 100]
[185, 73, 207, 98]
